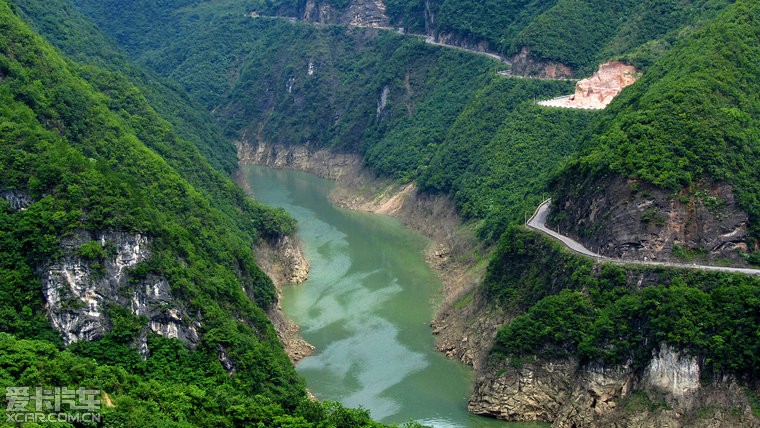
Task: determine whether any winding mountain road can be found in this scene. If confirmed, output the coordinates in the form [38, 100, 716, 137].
[526, 199, 760, 276]
[421, 36, 509, 64]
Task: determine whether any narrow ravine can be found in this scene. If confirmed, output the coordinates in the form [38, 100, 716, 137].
[243, 165, 542, 427]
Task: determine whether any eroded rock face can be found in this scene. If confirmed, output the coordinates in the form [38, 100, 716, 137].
[236, 141, 360, 180]
[251, 229, 313, 363]
[551, 175, 752, 264]
[572, 62, 638, 108]
[42, 230, 200, 348]
[644, 344, 700, 407]
[540, 61, 639, 109]
[428, 32, 491, 53]
[432, 290, 510, 371]
[255, 235, 310, 287]
[469, 358, 575, 422]
[471, 344, 758, 427]
[510, 47, 574, 79]
[0, 189, 32, 210]
[302, 0, 389, 27]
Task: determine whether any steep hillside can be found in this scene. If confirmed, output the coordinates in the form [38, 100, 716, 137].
[101, 0, 735, 75]
[0, 2, 384, 425]
[471, 2, 760, 424]
[477, 227, 758, 426]
[12, 0, 238, 174]
[66, 0, 594, 242]
[56, 0, 760, 426]
[549, 0, 760, 265]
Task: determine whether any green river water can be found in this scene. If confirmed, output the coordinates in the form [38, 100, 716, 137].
[244, 166, 545, 428]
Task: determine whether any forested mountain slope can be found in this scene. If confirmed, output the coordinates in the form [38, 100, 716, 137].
[67, 0, 594, 242]
[97, 0, 735, 75]
[422, 0, 734, 73]
[18, 0, 760, 426]
[549, 0, 760, 265]
[12, 0, 238, 174]
[476, 2, 760, 424]
[0, 1, 383, 425]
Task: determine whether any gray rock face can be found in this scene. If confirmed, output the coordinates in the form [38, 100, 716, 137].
[551, 175, 752, 264]
[469, 359, 575, 422]
[510, 46, 574, 79]
[428, 31, 491, 53]
[302, 0, 389, 27]
[236, 141, 360, 180]
[1, 189, 32, 210]
[470, 344, 758, 427]
[42, 230, 200, 348]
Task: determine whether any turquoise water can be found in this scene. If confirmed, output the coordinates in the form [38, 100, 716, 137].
[243, 165, 544, 428]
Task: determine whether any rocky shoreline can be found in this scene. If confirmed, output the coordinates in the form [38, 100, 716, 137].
[234, 167, 315, 363]
[235, 141, 759, 427]
[235, 141, 490, 367]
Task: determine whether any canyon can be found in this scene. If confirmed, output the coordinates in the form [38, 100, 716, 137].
[236, 140, 758, 427]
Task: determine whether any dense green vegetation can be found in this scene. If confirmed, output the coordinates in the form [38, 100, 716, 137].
[0, 333, 384, 427]
[418, 79, 593, 241]
[65, 0, 595, 242]
[155, 0, 734, 73]
[10, 0, 759, 421]
[488, 227, 760, 380]
[554, 0, 760, 239]
[13, 0, 238, 174]
[0, 2, 387, 425]
[434, 0, 733, 73]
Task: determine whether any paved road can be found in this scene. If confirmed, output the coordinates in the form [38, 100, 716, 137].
[527, 199, 760, 276]
[422, 36, 509, 64]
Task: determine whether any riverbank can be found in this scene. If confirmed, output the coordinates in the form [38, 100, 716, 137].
[234, 168, 315, 363]
[235, 141, 501, 373]
[235, 142, 760, 427]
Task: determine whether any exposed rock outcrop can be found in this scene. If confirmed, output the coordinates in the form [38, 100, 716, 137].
[427, 32, 490, 54]
[302, 0, 389, 27]
[255, 235, 310, 286]
[42, 230, 200, 349]
[510, 47, 574, 79]
[249, 235, 314, 363]
[1, 189, 31, 210]
[234, 159, 315, 363]
[471, 344, 758, 427]
[431, 286, 508, 371]
[255, 234, 315, 363]
[236, 141, 360, 180]
[539, 61, 639, 109]
[550, 175, 752, 264]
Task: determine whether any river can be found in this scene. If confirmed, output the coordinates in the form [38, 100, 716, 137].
[243, 165, 545, 428]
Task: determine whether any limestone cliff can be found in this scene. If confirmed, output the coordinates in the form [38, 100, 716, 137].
[570, 62, 638, 108]
[550, 174, 752, 264]
[470, 344, 758, 427]
[255, 235, 310, 287]
[42, 230, 201, 355]
[426, 32, 491, 55]
[254, 234, 315, 363]
[0, 189, 31, 210]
